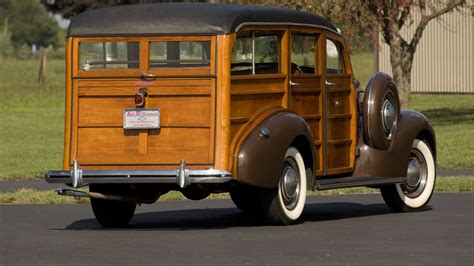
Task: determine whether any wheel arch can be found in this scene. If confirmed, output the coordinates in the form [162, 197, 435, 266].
[290, 135, 314, 175]
[353, 110, 436, 177]
[416, 129, 437, 161]
[235, 111, 315, 188]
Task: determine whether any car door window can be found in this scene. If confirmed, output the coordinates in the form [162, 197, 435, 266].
[231, 31, 282, 75]
[326, 39, 344, 74]
[291, 33, 317, 74]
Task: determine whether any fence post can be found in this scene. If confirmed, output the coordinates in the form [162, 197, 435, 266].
[38, 51, 46, 85]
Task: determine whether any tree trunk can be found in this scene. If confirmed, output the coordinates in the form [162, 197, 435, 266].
[389, 37, 414, 109]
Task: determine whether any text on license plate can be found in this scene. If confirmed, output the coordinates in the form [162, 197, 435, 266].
[123, 109, 160, 129]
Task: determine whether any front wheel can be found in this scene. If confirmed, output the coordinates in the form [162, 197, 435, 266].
[380, 139, 436, 212]
[262, 147, 307, 225]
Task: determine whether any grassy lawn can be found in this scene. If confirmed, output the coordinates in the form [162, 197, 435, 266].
[0, 57, 64, 180]
[351, 52, 375, 88]
[0, 55, 472, 180]
[410, 94, 474, 168]
[0, 175, 471, 204]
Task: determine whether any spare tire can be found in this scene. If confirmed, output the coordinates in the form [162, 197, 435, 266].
[362, 72, 401, 150]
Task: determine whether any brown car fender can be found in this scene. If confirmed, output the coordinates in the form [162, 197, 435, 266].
[353, 110, 436, 177]
[236, 111, 315, 188]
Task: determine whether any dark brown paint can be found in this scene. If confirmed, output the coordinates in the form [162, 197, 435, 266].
[353, 110, 436, 177]
[236, 112, 315, 188]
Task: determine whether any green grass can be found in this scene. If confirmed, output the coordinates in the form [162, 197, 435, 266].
[0, 176, 471, 204]
[0, 57, 64, 180]
[410, 94, 474, 168]
[0, 55, 472, 180]
[351, 52, 374, 88]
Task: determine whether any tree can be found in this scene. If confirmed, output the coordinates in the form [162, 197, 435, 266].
[0, 0, 64, 48]
[362, 0, 467, 107]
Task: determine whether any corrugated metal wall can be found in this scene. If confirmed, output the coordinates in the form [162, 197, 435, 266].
[378, 5, 474, 93]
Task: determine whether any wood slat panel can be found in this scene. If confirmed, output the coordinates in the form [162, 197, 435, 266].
[231, 94, 283, 119]
[327, 116, 351, 141]
[327, 91, 350, 115]
[77, 127, 210, 165]
[231, 77, 286, 95]
[291, 93, 321, 116]
[78, 78, 213, 87]
[78, 87, 211, 96]
[327, 141, 351, 169]
[78, 95, 211, 127]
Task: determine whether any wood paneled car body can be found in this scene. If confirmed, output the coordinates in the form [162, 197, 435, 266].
[47, 3, 436, 226]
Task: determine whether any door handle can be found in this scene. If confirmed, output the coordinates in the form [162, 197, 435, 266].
[289, 81, 301, 86]
[140, 73, 157, 80]
[325, 81, 337, 86]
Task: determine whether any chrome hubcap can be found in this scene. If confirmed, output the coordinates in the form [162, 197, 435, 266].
[280, 158, 300, 210]
[382, 98, 396, 133]
[402, 149, 427, 198]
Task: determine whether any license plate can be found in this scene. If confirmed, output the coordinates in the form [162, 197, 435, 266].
[123, 109, 160, 129]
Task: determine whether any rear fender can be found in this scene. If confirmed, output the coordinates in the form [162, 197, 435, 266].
[353, 110, 436, 177]
[236, 111, 315, 188]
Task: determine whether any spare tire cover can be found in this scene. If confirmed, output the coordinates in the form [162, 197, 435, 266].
[362, 72, 401, 150]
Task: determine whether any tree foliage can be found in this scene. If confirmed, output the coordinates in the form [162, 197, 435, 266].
[41, 0, 209, 19]
[0, 0, 64, 48]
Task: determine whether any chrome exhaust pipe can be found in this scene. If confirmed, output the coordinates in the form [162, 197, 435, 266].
[56, 188, 152, 203]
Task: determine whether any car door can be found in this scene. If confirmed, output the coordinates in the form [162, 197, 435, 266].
[324, 33, 357, 175]
[288, 29, 324, 176]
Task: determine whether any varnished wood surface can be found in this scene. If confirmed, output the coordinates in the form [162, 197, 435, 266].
[73, 78, 215, 166]
[65, 29, 357, 176]
[63, 37, 73, 170]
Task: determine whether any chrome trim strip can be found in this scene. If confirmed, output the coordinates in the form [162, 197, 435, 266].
[234, 22, 340, 35]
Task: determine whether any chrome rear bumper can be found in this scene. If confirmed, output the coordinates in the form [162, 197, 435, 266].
[46, 160, 232, 189]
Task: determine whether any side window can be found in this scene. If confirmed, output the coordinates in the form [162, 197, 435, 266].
[79, 42, 139, 71]
[149, 41, 210, 68]
[291, 33, 317, 74]
[231, 31, 281, 75]
[326, 39, 344, 74]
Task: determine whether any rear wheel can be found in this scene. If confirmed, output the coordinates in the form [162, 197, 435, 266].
[380, 139, 436, 212]
[89, 184, 136, 227]
[230, 185, 263, 215]
[262, 147, 307, 225]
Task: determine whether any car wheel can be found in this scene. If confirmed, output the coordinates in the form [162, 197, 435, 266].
[262, 147, 307, 225]
[230, 184, 263, 215]
[363, 72, 400, 150]
[90, 184, 136, 227]
[380, 139, 436, 212]
[181, 186, 210, 201]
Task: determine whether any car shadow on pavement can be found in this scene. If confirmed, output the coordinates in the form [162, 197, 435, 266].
[63, 201, 431, 231]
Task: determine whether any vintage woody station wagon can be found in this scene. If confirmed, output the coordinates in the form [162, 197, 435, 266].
[46, 3, 437, 226]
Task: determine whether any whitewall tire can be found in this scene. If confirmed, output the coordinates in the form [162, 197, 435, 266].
[263, 147, 307, 225]
[381, 139, 436, 211]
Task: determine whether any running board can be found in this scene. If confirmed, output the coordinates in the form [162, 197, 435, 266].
[315, 176, 406, 191]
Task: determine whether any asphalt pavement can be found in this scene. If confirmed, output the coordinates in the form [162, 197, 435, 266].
[1, 193, 472, 265]
[0, 168, 472, 193]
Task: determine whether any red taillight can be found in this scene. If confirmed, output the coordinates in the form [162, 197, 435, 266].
[135, 88, 147, 108]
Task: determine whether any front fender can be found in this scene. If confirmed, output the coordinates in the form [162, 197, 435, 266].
[353, 110, 436, 177]
[236, 112, 314, 188]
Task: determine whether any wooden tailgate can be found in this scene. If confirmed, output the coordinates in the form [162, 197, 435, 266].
[71, 78, 215, 166]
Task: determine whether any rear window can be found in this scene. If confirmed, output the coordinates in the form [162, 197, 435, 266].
[79, 42, 139, 71]
[149, 41, 211, 68]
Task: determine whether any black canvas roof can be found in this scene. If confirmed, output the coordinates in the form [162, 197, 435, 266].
[67, 3, 338, 37]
